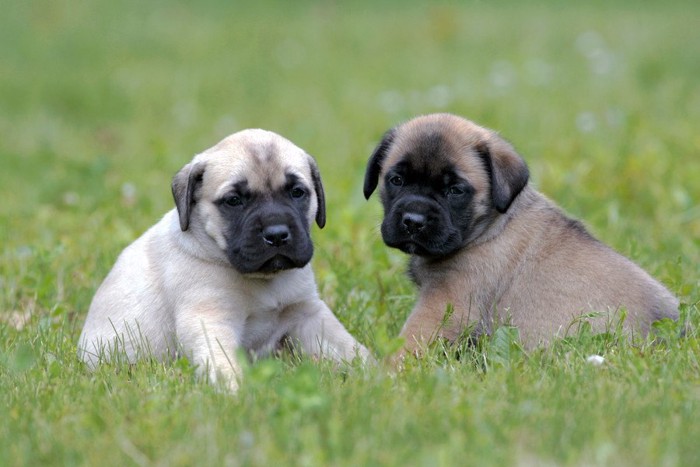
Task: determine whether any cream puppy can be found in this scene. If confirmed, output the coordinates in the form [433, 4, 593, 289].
[79, 129, 370, 391]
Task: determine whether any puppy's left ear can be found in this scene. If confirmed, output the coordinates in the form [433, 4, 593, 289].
[363, 128, 396, 199]
[477, 135, 529, 213]
[171, 161, 206, 231]
[307, 155, 326, 229]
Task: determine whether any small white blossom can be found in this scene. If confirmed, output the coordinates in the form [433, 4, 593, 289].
[576, 112, 597, 133]
[378, 90, 404, 114]
[121, 182, 137, 205]
[586, 355, 605, 366]
[63, 191, 79, 206]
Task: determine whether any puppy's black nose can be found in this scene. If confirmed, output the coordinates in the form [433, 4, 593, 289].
[402, 212, 426, 234]
[262, 224, 291, 247]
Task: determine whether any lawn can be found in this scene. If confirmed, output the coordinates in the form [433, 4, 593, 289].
[1, 0, 699, 465]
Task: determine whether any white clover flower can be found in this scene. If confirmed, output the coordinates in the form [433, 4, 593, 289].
[586, 354, 605, 366]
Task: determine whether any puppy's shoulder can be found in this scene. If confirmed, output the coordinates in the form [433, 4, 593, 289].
[526, 191, 597, 242]
[552, 209, 597, 244]
[114, 210, 198, 280]
[135, 210, 181, 252]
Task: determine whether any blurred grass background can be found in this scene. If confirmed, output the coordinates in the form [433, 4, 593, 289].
[1, 0, 699, 465]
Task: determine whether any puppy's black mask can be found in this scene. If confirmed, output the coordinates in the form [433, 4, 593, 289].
[379, 159, 476, 258]
[368, 132, 476, 258]
[173, 162, 326, 275]
[364, 120, 529, 259]
[216, 174, 315, 274]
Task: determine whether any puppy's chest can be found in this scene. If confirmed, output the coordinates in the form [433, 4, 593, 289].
[414, 252, 505, 302]
[238, 278, 311, 350]
[243, 276, 311, 313]
[239, 303, 296, 353]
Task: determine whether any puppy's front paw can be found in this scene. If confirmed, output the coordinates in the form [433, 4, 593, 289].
[355, 345, 376, 366]
[199, 363, 241, 394]
[211, 370, 240, 394]
[387, 349, 408, 372]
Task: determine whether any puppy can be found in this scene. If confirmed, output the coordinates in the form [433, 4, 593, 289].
[79, 129, 370, 391]
[364, 113, 678, 355]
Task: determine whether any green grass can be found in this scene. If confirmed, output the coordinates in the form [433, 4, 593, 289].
[2, 0, 699, 465]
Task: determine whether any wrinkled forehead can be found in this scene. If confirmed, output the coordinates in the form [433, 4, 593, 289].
[384, 123, 489, 186]
[385, 131, 455, 178]
[197, 131, 311, 196]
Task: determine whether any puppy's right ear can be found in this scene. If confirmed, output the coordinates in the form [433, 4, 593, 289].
[363, 128, 396, 199]
[306, 154, 327, 229]
[476, 136, 529, 213]
[171, 161, 206, 231]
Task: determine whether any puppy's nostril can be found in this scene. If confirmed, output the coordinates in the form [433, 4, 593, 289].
[402, 212, 426, 234]
[262, 224, 291, 247]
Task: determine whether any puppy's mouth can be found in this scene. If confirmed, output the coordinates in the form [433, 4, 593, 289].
[257, 254, 299, 273]
[228, 249, 312, 275]
[225, 225, 315, 275]
[391, 240, 426, 256]
[396, 240, 452, 258]
[383, 224, 462, 259]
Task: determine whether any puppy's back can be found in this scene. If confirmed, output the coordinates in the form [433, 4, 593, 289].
[78, 214, 176, 367]
[499, 192, 678, 345]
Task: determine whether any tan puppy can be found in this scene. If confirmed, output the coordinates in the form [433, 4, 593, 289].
[79, 129, 370, 391]
[364, 113, 678, 355]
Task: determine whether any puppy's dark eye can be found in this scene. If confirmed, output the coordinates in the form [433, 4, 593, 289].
[448, 186, 465, 196]
[389, 175, 404, 187]
[224, 195, 242, 207]
[290, 187, 306, 199]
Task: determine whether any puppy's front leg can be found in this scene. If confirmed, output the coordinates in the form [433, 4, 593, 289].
[176, 306, 243, 392]
[286, 300, 371, 364]
[395, 294, 459, 365]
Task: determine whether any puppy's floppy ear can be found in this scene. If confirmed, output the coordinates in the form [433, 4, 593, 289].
[171, 161, 206, 231]
[307, 155, 326, 229]
[363, 128, 396, 199]
[476, 135, 529, 213]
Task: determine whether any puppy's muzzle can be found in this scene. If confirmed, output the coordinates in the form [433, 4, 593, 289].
[395, 195, 438, 234]
[381, 194, 463, 258]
